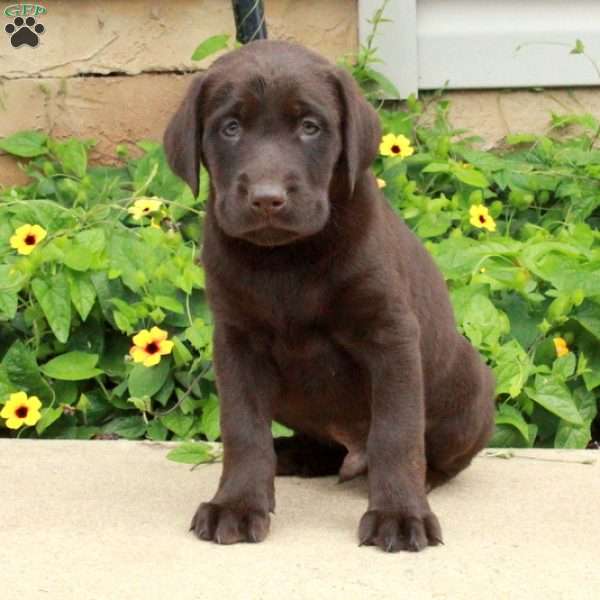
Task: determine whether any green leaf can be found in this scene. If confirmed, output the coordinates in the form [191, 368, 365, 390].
[128, 358, 171, 398]
[76, 393, 90, 413]
[185, 318, 212, 351]
[200, 394, 220, 441]
[172, 338, 193, 367]
[525, 376, 583, 425]
[505, 133, 538, 145]
[552, 353, 576, 380]
[52, 138, 88, 178]
[48, 381, 76, 407]
[166, 441, 216, 464]
[41, 352, 102, 381]
[160, 408, 194, 438]
[98, 335, 130, 378]
[554, 421, 590, 448]
[146, 419, 169, 441]
[191, 34, 230, 61]
[102, 415, 147, 439]
[0, 368, 16, 403]
[452, 165, 489, 188]
[415, 212, 452, 238]
[9, 199, 76, 231]
[0, 131, 47, 157]
[272, 421, 294, 438]
[67, 270, 96, 321]
[495, 404, 530, 442]
[548, 262, 600, 297]
[36, 406, 64, 435]
[489, 423, 536, 448]
[573, 303, 600, 340]
[422, 162, 451, 174]
[554, 387, 596, 448]
[2, 340, 50, 401]
[113, 311, 133, 335]
[492, 340, 533, 398]
[154, 295, 184, 314]
[154, 378, 175, 407]
[460, 293, 509, 349]
[577, 334, 600, 391]
[0, 289, 18, 320]
[55, 425, 101, 440]
[0, 265, 24, 321]
[128, 395, 152, 413]
[63, 229, 106, 272]
[31, 273, 72, 343]
[570, 39, 585, 54]
[496, 294, 540, 349]
[63, 245, 95, 272]
[363, 66, 400, 98]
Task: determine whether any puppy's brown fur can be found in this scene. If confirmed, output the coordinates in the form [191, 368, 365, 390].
[164, 40, 495, 552]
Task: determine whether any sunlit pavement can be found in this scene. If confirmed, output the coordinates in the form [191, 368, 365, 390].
[2, 440, 598, 600]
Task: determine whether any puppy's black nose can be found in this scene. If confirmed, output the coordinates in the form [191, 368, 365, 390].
[250, 184, 287, 215]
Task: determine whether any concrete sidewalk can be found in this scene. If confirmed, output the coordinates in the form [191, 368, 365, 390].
[1, 441, 598, 600]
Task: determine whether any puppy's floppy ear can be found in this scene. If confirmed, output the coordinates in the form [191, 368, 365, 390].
[163, 74, 206, 197]
[332, 67, 381, 194]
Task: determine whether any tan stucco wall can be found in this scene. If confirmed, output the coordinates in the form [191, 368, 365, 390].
[2, 1, 600, 185]
[1, 0, 357, 77]
[0, 0, 358, 184]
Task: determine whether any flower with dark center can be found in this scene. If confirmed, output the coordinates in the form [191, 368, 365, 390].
[469, 205, 496, 232]
[130, 327, 174, 367]
[1, 392, 42, 430]
[9, 224, 47, 255]
[128, 197, 163, 220]
[379, 133, 414, 158]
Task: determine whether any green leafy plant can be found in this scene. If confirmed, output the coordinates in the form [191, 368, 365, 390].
[0, 134, 218, 444]
[375, 97, 599, 448]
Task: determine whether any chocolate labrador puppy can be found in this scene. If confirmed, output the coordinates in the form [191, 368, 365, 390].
[164, 40, 495, 552]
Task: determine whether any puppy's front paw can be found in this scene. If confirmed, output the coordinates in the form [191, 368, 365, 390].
[190, 502, 270, 544]
[358, 509, 443, 553]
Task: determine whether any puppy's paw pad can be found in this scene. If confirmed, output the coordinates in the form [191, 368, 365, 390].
[190, 502, 270, 545]
[358, 509, 442, 553]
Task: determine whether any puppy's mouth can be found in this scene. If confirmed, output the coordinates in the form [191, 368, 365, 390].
[241, 225, 302, 247]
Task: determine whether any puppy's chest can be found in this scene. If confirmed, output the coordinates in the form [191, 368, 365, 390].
[239, 272, 331, 330]
[268, 319, 370, 446]
[271, 325, 340, 366]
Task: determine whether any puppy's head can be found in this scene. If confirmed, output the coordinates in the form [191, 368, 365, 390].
[164, 41, 380, 247]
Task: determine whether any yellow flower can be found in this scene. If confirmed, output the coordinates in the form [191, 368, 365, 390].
[1, 392, 42, 430]
[129, 326, 174, 367]
[379, 133, 414, 158]
[9, 224, 47, 255]
[376, 178, 386, 189]
[128, 197, 163, 220]
[469, 205, 496, 232]
[553, 337, 569, 358]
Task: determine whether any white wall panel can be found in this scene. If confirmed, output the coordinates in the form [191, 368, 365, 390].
[359, 0, 600, 98]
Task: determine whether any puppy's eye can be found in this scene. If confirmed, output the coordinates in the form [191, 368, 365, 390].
[221, 119, 241, 138]
[301, 119, 320, 137]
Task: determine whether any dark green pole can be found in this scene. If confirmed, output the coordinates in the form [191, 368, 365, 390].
[232, 0, 267, 44]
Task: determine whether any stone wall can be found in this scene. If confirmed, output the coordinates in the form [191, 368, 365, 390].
[1, 0, 599, 185]
[0, 0, 357, 184]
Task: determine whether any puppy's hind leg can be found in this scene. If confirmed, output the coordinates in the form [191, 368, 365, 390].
[275, 434, 347, 478]
[426, 346, 496, 491]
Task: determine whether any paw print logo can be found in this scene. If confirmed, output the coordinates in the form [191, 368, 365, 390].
[5, 16, 45, 48]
